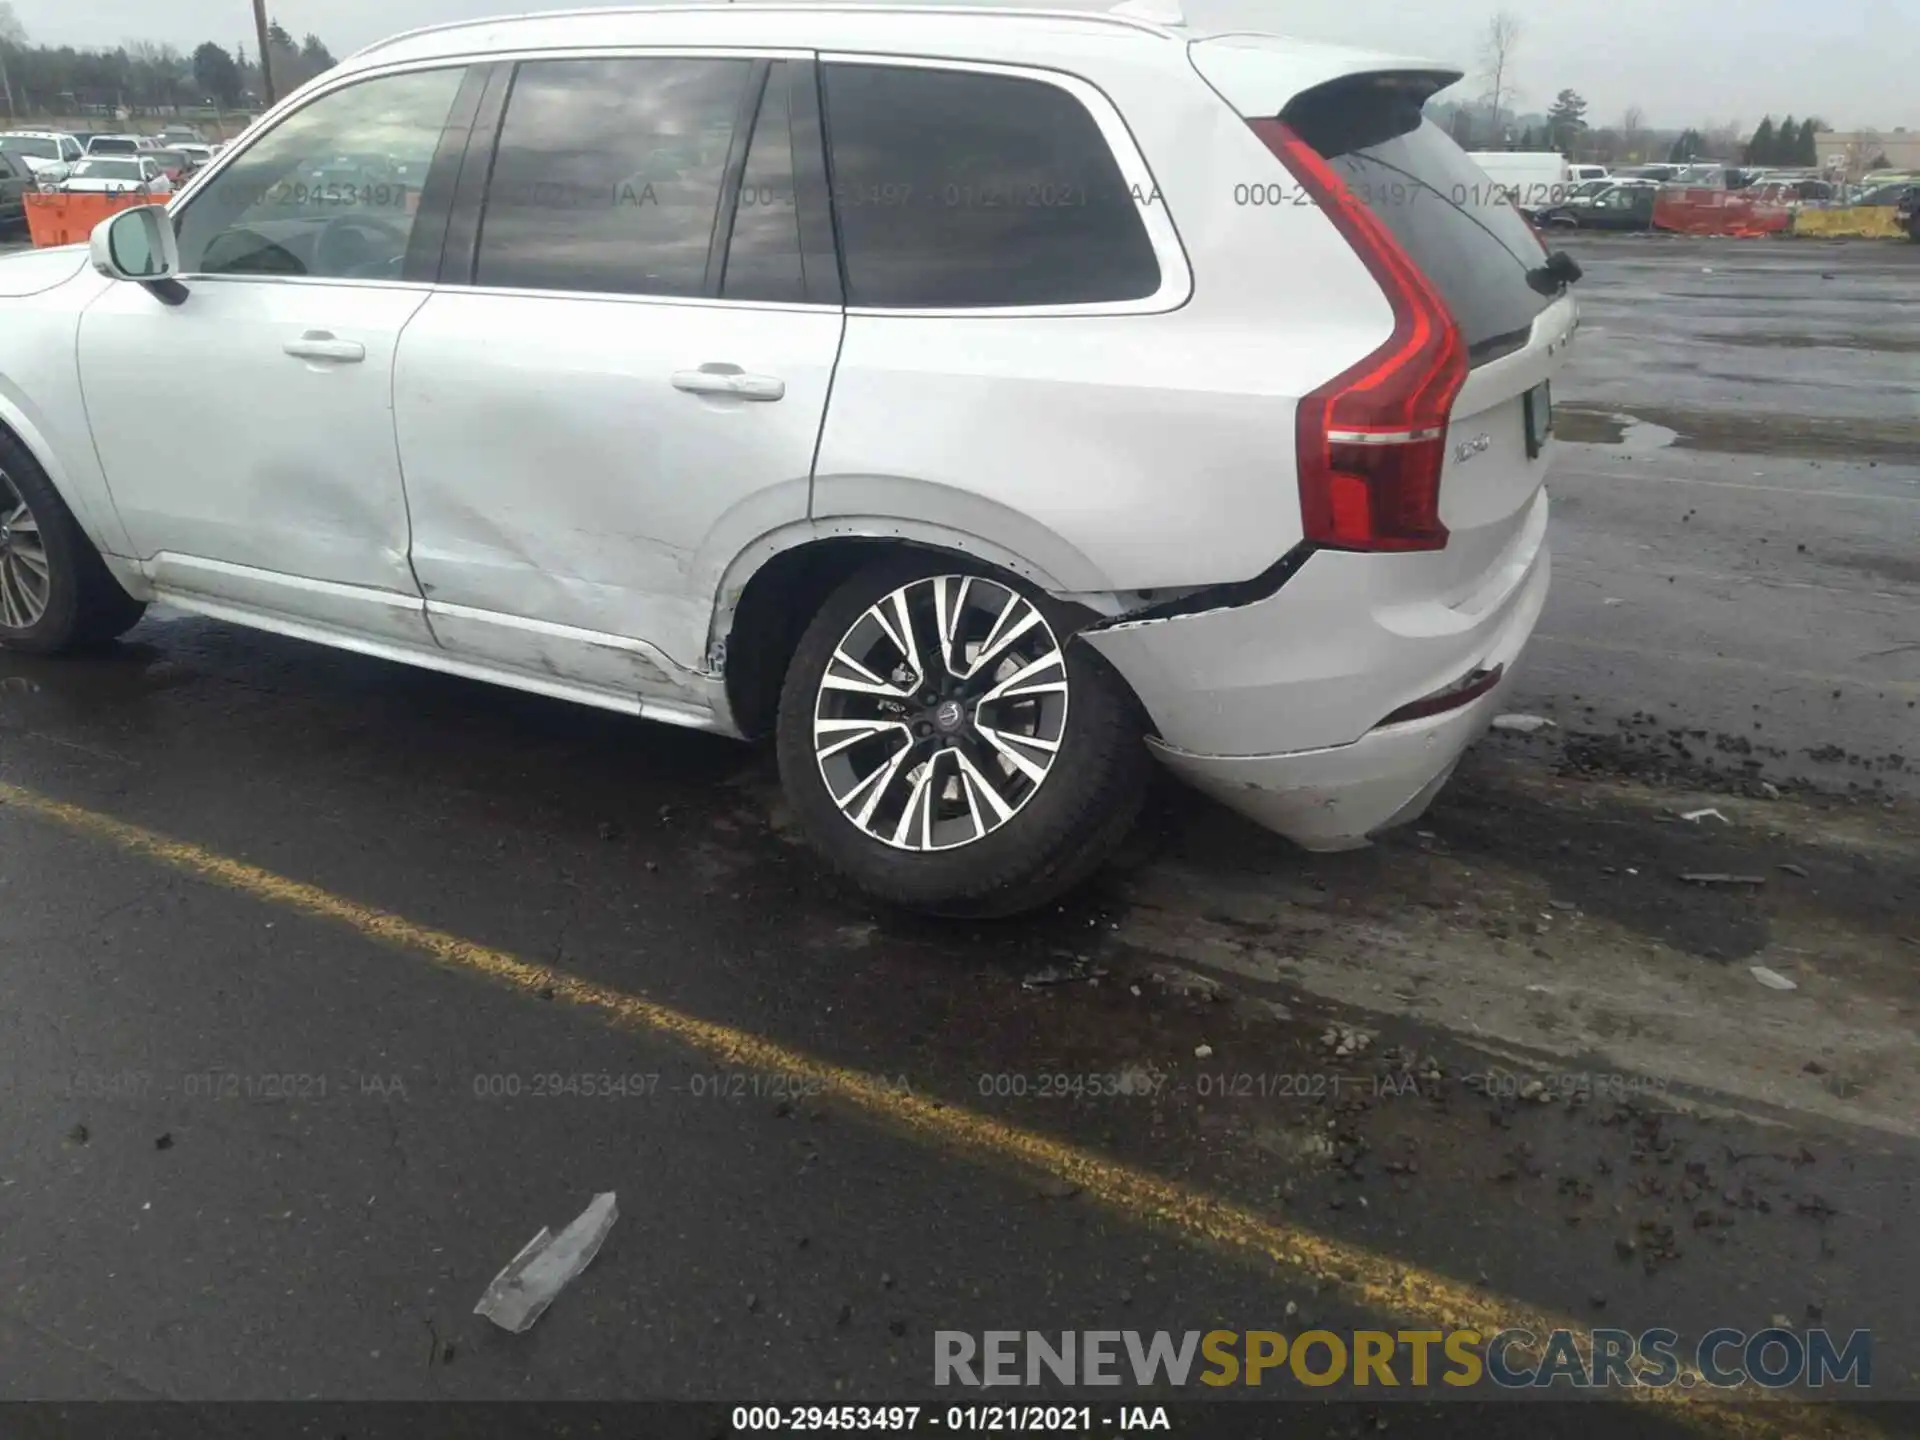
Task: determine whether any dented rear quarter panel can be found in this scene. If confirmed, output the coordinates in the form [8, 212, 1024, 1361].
[811, 49, 1392, 597]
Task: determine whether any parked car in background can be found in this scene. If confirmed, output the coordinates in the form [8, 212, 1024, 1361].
[146, 149, 200, 186]
[169, 142, 217, 170]
[305, 150, 422, 196]
[0, 151, 33, 233]
[1560, 178, 1617, 206]
[58, 156, 173, 195]
[1856, 181, 1917, 207]
[159, 124, 208, 145]
[1744, 177, 1836, 210]
[1615, 162, 1687, 182]
[84, 135, 159, 157]
[0, 131, 86, 186]
[1, 2, 1577, 914]
[1669, 163, 1733, 187]
[1567, 163, 1609, 183]
[1539, 180, 1658, 231]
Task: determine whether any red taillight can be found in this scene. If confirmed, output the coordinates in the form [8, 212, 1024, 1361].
[1247, 118, 1468, 553]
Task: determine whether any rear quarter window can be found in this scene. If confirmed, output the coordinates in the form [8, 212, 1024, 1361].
[821, 63, 1160, 309]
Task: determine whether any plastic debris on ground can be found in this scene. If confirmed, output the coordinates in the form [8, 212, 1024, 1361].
[474, 1192, 619, 1333]
[1750, 967, 1799, 992]
[1022, 955, 1108, 989]
[1492, 714, 1556, 735]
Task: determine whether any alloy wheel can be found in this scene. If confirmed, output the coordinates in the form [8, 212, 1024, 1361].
[0, 468, 51, 632]
[812, 575, 1069, 852]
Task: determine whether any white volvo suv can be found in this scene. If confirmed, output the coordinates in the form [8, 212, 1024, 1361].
[0, 2, 1574, 915]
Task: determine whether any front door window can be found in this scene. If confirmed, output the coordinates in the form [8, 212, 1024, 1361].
[173, 67, 464, 281]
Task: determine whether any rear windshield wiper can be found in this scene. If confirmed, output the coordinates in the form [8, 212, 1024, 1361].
[1527, 250, 1584, 296]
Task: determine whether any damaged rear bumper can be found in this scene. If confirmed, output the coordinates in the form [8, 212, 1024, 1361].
[1145, 651, 1525, 849]
[1083, 492, 1551, 850]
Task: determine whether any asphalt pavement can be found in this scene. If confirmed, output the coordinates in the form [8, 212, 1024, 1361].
[1, 234, 1916, 1436]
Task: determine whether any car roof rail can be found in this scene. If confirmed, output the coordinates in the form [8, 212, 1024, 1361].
[348, 2, 1182, 61]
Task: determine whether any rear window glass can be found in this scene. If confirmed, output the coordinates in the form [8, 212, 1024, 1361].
[1285, 87, 1548, 365]
[0, 135, 59, 160]
[75, 159, 144, 180]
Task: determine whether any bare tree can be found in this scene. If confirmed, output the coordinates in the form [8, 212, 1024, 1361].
[1620, 105, 1647, 161]
[1699, 118, 1743, 162]
[1478, 11, 1522, 141]
[0, 1, 24, 120]
[1842, 128, 1885, 180]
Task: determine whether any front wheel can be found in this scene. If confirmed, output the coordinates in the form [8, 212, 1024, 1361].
[776, 555, 1148, 917]
[0, 433, 147, 654]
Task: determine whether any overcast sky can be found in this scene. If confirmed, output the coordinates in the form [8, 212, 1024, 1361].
[10, 0, 1913, 131]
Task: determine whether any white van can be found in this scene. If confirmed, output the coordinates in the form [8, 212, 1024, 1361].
[1466, 150, 1573, 215]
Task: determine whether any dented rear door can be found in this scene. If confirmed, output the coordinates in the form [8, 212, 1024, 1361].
[393, 55, 841, 694]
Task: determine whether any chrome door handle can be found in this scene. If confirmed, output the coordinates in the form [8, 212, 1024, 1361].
[284, 331, 366, 363]
[671, 367, 784, 401]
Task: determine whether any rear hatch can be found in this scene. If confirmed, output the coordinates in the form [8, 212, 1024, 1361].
[1192, 40, 1578, 599]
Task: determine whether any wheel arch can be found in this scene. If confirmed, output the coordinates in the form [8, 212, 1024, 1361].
[710, 516, 1125, 742]
[0, 381, 137, 565]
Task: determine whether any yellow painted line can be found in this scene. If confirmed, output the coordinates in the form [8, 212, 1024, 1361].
[0, 781, 1879, 1439]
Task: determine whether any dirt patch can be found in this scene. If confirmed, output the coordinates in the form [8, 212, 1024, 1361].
[1709, 332, 1920, 354]
[1822, 552, 1920, 588]
[1555, 409, 1630, 446]
[1557, 402, 1920, 462]
[1111, 758, 1920, 1140]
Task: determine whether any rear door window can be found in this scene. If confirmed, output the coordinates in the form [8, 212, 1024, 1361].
[476, 57, 753, 298]
[820, 63, 1159, 309]
[1284, 86, 1550, 365]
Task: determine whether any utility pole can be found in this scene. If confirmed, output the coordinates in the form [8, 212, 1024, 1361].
[251, 0, 275, 106]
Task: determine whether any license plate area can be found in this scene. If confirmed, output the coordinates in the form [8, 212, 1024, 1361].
[1524, 382, 1553, 458]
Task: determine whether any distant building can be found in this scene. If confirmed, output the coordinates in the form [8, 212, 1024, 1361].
[1814, 128, 1920, 176]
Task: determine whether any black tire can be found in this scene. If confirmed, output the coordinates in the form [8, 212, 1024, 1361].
[0, 430, 147, 654]
[776, 552, 1148, 917]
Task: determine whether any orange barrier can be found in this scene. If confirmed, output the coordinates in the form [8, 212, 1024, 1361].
[25, 191, 167, 248]
[1652, 187, 1793, 237]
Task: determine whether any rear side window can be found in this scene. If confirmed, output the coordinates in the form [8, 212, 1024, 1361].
[821, 63, 1159, 308]
[1284, 86, 1548, 364]
[477, 57, 754, 297]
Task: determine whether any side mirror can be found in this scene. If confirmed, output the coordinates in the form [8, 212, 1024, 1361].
[89, 205, 188, 304]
